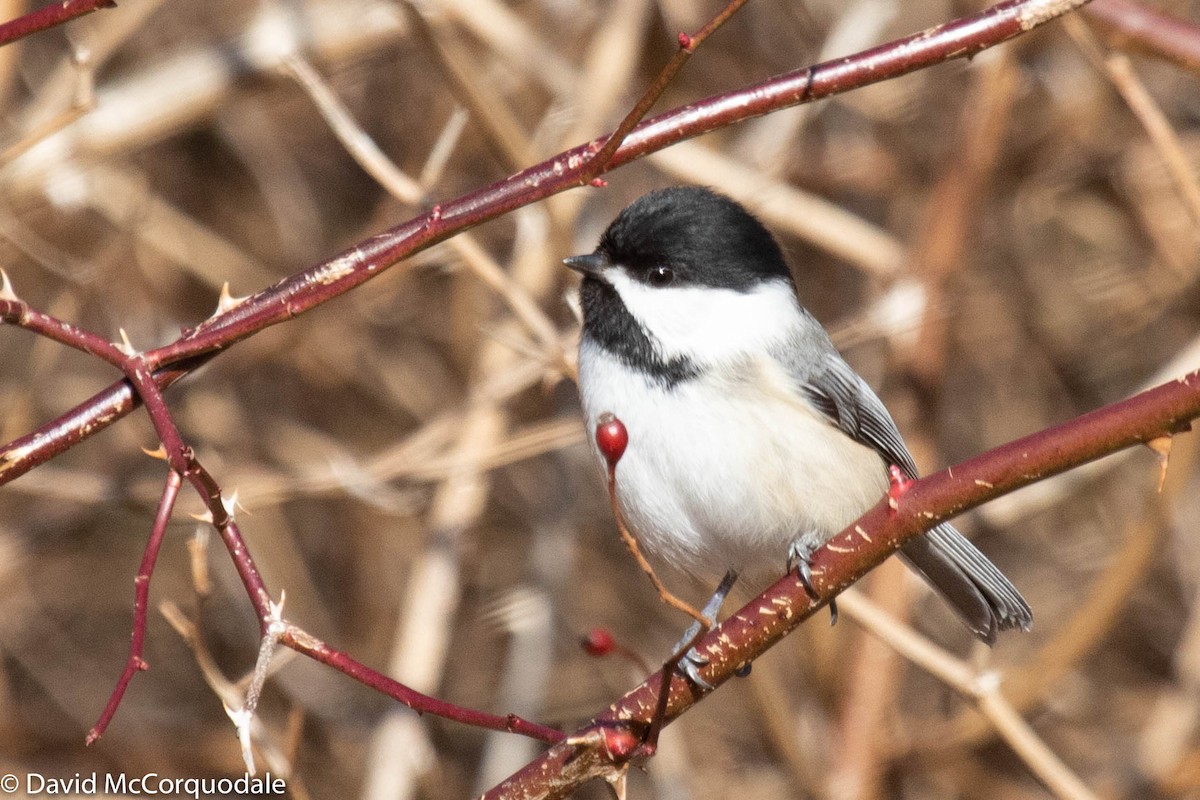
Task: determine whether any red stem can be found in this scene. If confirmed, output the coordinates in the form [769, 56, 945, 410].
[0, 0, 115, 48]
[281, 627, 564, 744]
[0, 0, 1094, 487]
[1086, 0, 1200, 72]
[482, 369, 1200, 799]
[87, 469, 181, 745]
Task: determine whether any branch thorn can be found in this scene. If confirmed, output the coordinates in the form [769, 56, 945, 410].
[1147, 435, 1172, 492]
[115, 327, 136, 356]
[0, 268, 16, 301]
[215, 282, 249, 316]
[141, 444, 169, 461]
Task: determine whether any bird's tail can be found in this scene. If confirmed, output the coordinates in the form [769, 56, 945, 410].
[899, 523, 1032, 644]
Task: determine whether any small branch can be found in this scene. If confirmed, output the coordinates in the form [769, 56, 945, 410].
[606, 460, 709, 629]
[280, 625, 564, 745]
[0, 0, 116, 48]
[1086, 0, 1200, 73]
[87, 468, 181, 745]
[1065, 16, 1200, 227]
[837, 591, 1099, 800]
[581, 0, 750, 179]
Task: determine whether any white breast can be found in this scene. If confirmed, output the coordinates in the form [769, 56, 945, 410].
[578, 338, 888, 583]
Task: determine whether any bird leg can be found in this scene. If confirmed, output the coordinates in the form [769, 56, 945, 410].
[671, 569, 738, 690]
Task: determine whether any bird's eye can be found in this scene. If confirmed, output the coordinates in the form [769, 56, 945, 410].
[647, 266, 675, 287]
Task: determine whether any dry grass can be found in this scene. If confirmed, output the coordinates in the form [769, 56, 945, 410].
[1, 0, 1199, 798]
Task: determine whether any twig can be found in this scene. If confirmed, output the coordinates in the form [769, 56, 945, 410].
[281, 53, 564, 360]
[0, 0, 115, 48]
[604, 459, 709, 629]
[86, 468, 181, 745]
[581, 0, 750, 180]
[1086, 0, 1200, 73]
[1065, 16, 1200, 226]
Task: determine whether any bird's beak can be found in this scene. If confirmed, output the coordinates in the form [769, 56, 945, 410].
[562, 252, 607, 278]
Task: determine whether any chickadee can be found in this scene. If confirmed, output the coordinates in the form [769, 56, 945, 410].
[565, 186, 1031, 652]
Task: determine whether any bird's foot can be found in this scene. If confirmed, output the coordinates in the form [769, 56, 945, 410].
[669, 569, 738, 691]
[786, 540, 837, 625]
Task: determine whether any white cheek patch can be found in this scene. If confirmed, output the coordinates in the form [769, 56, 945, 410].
[605, 269, 801, 363]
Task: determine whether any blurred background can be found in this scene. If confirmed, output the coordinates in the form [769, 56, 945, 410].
[1, 0, 1199, 797]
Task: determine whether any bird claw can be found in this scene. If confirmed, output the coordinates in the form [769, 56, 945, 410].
[676, 647, 714, 691]
[787, 541, 820, 600]
[787, 540, 837, 625]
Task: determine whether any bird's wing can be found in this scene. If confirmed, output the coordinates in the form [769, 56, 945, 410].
[785, 347, 1032, 642]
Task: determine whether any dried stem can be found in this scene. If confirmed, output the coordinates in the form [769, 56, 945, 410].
[1086, 0, 1200, 73]
[606, 462, 710, 628]
[582, 0, 750, 180]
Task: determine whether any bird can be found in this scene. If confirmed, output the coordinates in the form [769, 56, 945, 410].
[564, 185, 1031, 669]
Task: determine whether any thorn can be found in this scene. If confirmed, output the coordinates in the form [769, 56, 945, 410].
[605, 764, 629, 800]
[141, 444, 169, 461]
[1147, 435, 1172, 493]
[221, 489, 245, 521]
[886, 465, 912, 513]
[115, 327, 136, 356]
[266, 591, 287, 637]
[0, 268, 16, 301]
[215, 282, 248, 315]
[189, 509, 214, 524]
[223, 703, 257, 776]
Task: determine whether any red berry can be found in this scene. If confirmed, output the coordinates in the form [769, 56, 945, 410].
[582, 627, 615, 657]
[595, 413, 628, 467]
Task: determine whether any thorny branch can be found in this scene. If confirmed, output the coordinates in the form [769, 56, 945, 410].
[0, 0, 1093, 486]
[483, 370, 1200, 799]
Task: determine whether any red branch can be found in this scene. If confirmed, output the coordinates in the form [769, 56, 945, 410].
[1086, 0, 1200, 72]
[0, 0, 116, 48]
[483, 370, 1200, 799]
[86, 468, 180, 745]
[0, 0, 1093, 487]
[282, 627, 564, 744]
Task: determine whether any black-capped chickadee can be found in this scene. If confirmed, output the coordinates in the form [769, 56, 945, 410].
[565, 186, 1031, 655]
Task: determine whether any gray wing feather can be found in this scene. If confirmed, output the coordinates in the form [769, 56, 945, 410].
[782, 340, 1032, 641]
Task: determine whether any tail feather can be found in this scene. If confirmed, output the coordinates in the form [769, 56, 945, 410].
[899, 523, 1032, 644]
